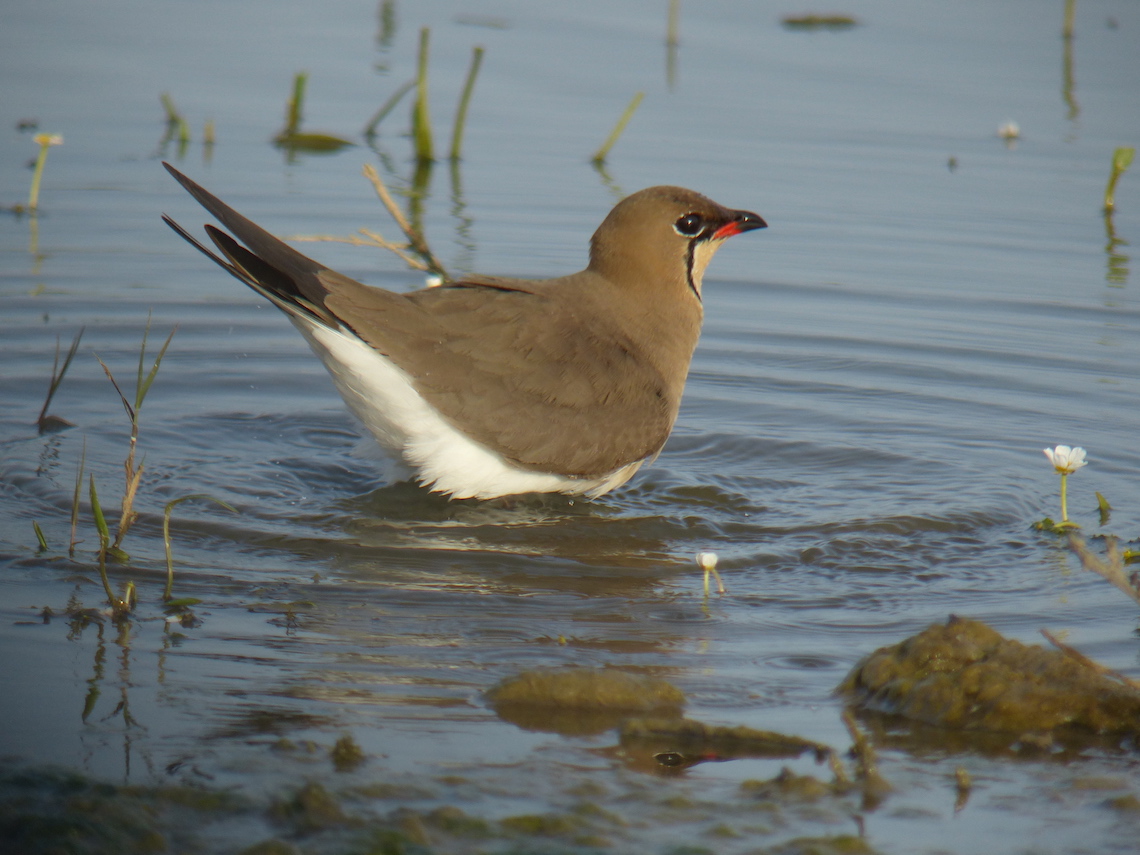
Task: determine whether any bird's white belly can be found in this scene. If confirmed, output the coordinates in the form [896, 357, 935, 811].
[293, 319, 641, 499]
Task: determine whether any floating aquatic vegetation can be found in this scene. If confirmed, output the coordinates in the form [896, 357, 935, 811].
[620, 717, 833, 768]
[488, 667, 685, 735]
[273, 71, 355, 155]
[781, 14, 859, 31]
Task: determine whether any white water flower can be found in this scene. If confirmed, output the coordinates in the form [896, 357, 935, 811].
[696, 551, 725, 596]
[1043, 445, 1087, 475]
[997, 120, 1020, 140]
[1042, 445, 1088, 526]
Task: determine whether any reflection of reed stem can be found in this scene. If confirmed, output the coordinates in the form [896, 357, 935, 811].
[1062, 0, 1075, 39]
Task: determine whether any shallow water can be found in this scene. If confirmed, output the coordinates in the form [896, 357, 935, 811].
[3, 1, 1140, 853]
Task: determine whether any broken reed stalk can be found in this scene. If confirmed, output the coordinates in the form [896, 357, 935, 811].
[1104, 147, 1134, 213]
[284, 72, 307, 137]
[37, 326, 84, 432]
[362, 163, 448, 278]
[288, 166, 448, 277]
[592, 91, 645, 165]
[289, 229, 428, 271]
[412, 27, 434, 162]
[28, 133, 64, 212]
[160, 93, 191, 145]
[364, 78, 415, 137]
[449, 46, 485, 161]
[1040, 628, 1140, 689]
[1068, 533, 1140, 607]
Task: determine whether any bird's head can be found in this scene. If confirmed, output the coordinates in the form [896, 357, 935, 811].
[587, 186, 766, 301]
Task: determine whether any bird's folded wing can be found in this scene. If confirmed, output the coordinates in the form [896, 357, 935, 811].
[321, 275, 675, 476]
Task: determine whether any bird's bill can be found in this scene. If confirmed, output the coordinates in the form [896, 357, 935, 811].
[712, 210, 767, 240]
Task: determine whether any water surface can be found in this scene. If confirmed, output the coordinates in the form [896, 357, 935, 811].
[2, 1, 1140, 853]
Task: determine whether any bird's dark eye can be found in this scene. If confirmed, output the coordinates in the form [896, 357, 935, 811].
[673, 213, 703, 237]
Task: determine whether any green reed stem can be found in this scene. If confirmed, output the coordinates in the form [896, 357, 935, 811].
[28, 134, 63, 212]
[37, 326, 84, 432]
[412, 27, 434, 163]
[449, 46, 485, 161]
[70, 438, 86, 556]
[1104, 147, 1134, 213]
[160, 93, 191, 145]
[89, 475, 120, 609]
[1059, 472, 1070, 522]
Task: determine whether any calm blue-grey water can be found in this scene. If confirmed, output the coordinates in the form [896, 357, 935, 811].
[2, 1, 1140, 853]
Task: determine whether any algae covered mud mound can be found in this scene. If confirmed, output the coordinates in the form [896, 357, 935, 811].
[840, 615, 1140, 754]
